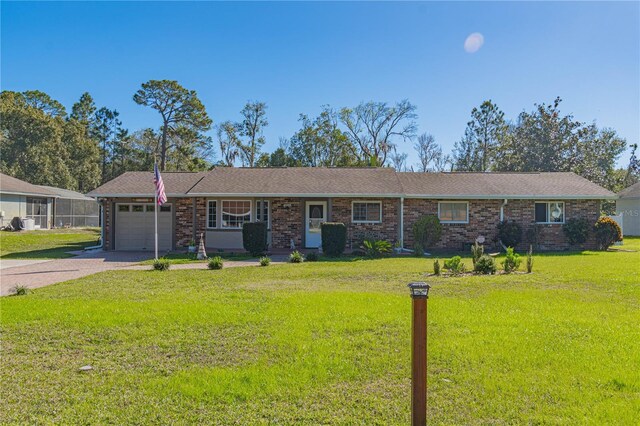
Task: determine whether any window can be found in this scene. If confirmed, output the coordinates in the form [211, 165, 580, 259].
[352, 201, 382, 223]
[222, 200, 251, 229]
[118, 205, 130, 212]
[146, 205, 155, 212]
[438, 202, 469, 223]
[535, 202, 564, 223]
[160, 205, 171, 213]
[256, 200, 270, 227]
[207, 201, 217, 228]
[132, 205, 144, 212]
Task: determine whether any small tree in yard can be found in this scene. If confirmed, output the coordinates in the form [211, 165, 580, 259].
[594, 217, 622, 250]
[413, 215, 442, 255]
[242, 222, 268, 256]
[563, 218, 590, 246]
[321, 223, 347, 257]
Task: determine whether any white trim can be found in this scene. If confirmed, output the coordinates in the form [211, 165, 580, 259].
[255, 200, 271, 230]
[206, 200, 217, 229]
[438, 201, 469, 224]
[90, 192, 618, 201]
[351, 200, 383, 223]
[220, 199, 252, 230]
[534, 201, 565, 224]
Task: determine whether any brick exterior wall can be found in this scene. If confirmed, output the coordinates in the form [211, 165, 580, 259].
[175, 198, 194, 248]
[270, 197, 303, 249]
[403, 199, 502, 251]
[403, 198, 600, 251]
[331, 198, 400, 249]
[102, 195, 601, 252]
[504, 199, 600, 251]
[103, 199, 114, 250]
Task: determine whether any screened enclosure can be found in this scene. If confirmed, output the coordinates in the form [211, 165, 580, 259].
[54, 197, 99, 228]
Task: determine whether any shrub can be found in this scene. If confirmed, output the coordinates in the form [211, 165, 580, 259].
[501, 247, 521, 273]
[289, 250, 304, 263]
[259, 256, 271, 267]
[444, 256, 466, 275]
[12, 285, 29, 296]
[526, 245, 534, 273]
[208, 256, 223, 270]
[306, 251, 319, 262]
[361, 239, 392, 259]
[594, 216, 622, 250]
[471, 241, 484, 266]
[498, 221, 523, 248]
[242, 222, 268, 256]
[412, 215, 442, 253]
[152, 258, 170, 271]
[525, 224, 542, 249]
[474, 254, 497, 275]
[321, 222, 347, 257]
[563, 218, 590, 246]
[433, 259, 441, 276]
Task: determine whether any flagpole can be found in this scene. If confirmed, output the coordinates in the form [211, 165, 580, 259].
[154, 163, 159, 260]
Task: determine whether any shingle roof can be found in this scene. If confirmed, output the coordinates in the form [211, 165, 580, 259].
[618, 182, 640, 199]
[87, 168, 617, 199]
[86, 171, 208, 197]
[37, 185, 95, 201]
[0, 173, 56, 197]
[189, 167, 402, 196]
[398, 172, 616, 199]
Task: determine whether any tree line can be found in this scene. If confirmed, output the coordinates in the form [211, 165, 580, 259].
[1, 80, 638, 195]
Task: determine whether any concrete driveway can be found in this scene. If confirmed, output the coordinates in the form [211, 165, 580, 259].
[0, 251, 152, 296]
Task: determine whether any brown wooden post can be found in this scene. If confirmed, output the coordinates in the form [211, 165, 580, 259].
[408, 282, 430, 426]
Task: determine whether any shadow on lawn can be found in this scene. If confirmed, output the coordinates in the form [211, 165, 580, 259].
[0, 241, 97, 260]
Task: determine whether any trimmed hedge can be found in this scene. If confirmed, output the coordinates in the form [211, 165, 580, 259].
[321, 222, 347, 257]
[562, 218, 590, 246]
[242, 222, 268, 256]
[594, 216, 622, 250]
[497, 221, 522, 248]
[412, 215, 442, 254]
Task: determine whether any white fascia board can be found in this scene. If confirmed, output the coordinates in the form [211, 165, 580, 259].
[0, 190, 57, 198]
[404, 194, 618, 201]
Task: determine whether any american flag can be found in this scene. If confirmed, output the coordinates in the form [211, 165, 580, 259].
[154, 164, 167, 205]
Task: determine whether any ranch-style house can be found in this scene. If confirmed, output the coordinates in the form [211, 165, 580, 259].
[88, 167, 616, 252]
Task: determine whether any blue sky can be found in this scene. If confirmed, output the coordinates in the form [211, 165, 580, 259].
[2, 1, 639, 168]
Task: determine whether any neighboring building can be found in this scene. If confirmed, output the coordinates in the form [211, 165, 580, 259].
[0, 173, 99, 229]
[88, 168, 615, 252]
[616, 182, 640, 236]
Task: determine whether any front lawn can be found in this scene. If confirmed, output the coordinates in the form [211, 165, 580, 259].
[0, 228, 100, 259]
[1, 239, 638, 424]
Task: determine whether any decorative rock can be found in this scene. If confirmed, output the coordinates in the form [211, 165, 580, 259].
[196, 233, 207, 260]
[79, 365, 93, 372]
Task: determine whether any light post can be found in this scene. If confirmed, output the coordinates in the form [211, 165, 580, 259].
[408, 281, 430, 426]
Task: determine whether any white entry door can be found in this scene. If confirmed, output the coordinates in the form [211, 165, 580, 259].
[305, 201, 327, 248]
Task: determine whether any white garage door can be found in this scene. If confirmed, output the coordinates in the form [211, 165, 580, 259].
[115, 203, 173, 251]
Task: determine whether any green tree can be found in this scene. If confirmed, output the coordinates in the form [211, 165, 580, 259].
[63, 119, 102, 192]
[69, 92, 97, 130]
[493, 97, 626, 190]
[133, 80, 212, 170]
[93, 107, 123, 182]
[20, 90, 66, 117]
[238, 101, 268, 167]
[0, 91, 74, 188]
[217, 121, 241, 166]
[339, 100, 417, 166]
[289, 107, 355, 167]
[453, 100, 506, 171]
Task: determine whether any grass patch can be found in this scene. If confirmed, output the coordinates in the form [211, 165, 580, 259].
[1, 238, 638, 424]
[139, 252, 255, 265]
[0, 228, 100, 259]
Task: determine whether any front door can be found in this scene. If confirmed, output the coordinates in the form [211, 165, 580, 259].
[305, 201, 327, 248]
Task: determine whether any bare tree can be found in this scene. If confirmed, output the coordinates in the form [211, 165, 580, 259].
[390, 146, 408, 171]
[238, 101, 268, 167]
[339, 100, 417, 166]
[414, 133, 444, 172]
[217, 121, 241, 166]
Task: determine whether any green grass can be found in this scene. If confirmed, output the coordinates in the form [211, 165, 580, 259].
[1, 239, 639, 424]
[0, 228, 100, 259]
[139, 252, 256, 265]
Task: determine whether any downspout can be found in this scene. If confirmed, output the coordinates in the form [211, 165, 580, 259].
[85, 199, 104, 250]
[500, 199, 508, 222]
[400, 196, 404, 250]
